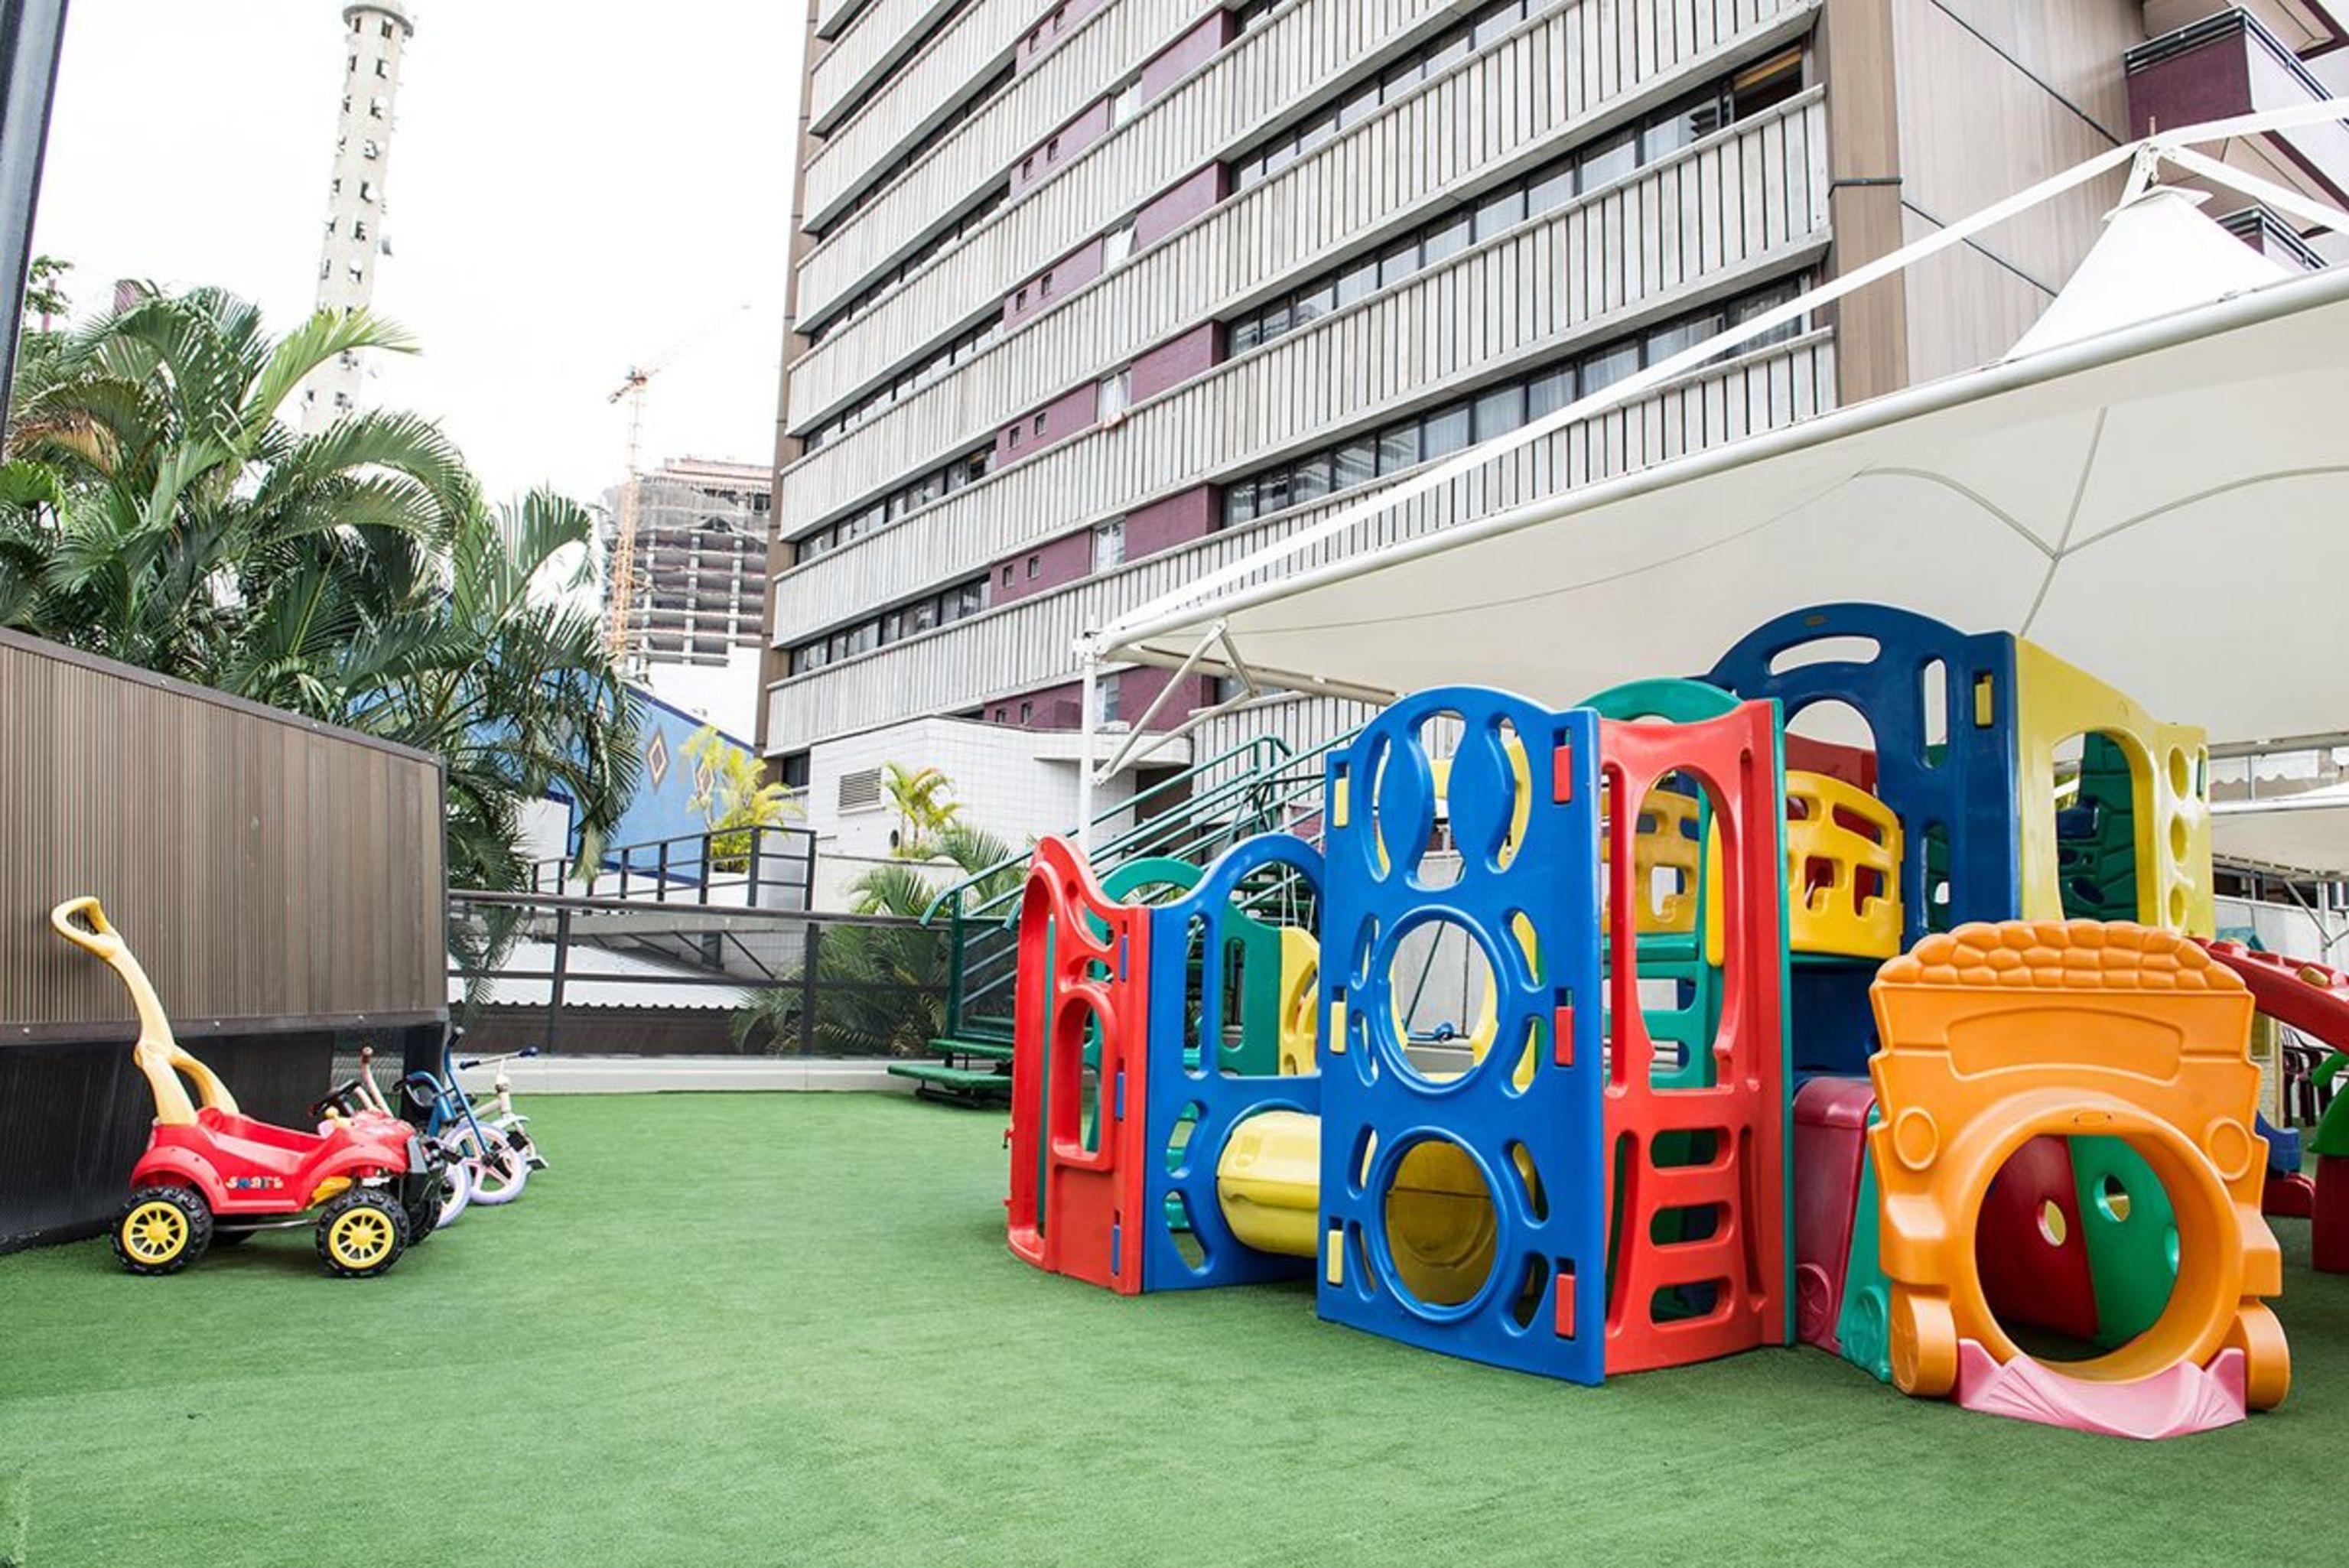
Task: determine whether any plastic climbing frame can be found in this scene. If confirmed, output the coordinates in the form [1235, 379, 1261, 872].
[2012, 639, 2214, 936]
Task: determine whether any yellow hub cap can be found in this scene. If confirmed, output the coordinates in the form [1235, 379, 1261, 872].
[327, 1208, 395, 1270]
[122, 1201, 188, 1264]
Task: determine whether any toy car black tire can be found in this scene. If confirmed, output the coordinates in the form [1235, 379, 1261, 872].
[400, 1170, 445, 1247]
[113, 1185, 213, 1276]
[314, 1187, 410, 1278]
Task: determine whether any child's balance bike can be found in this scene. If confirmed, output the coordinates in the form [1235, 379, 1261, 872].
[52, 897, 446, 1277]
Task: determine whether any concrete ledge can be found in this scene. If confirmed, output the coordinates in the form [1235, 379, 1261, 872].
[454, 1055, 917, 1095]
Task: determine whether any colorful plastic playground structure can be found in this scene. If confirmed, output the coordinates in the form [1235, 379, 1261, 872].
[998, 603, 2347, 1440]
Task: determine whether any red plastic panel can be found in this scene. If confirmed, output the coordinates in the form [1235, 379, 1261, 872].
[1005, 836, 1153, 1293]
[1599, 701, 1791, 1374]
[1974, 1135, 2099, 1342]
[1792, 1078, 1875, 1350]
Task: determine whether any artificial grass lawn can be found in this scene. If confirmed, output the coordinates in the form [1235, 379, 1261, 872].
[2, 1092, 2340, 1566]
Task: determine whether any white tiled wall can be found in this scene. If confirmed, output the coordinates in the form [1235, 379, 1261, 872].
[805, 715, 1160, 875]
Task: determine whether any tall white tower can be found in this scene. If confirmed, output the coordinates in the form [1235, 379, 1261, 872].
[301, 2, 415, 432]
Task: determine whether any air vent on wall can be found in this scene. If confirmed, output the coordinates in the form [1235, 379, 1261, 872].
[838, 767, 883, 812]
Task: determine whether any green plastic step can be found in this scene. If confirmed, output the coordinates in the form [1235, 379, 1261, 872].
[926, 1036, 1015, 1062]
[887, 1062, 1013, 1097]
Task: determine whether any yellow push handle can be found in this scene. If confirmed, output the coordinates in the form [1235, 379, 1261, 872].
[50, 896, 126, 960]
[48, 895, 238, 1125]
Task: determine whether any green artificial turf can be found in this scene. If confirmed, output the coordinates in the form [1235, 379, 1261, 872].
[1, 1091, 2338, 1566]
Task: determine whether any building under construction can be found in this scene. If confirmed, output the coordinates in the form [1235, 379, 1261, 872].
[602, 457, 773, 669]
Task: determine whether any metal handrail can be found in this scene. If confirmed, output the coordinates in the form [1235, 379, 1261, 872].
[916, 733, 1294, 923]
[930, 721, 1355, 1039]
[528, 822, 816, 906]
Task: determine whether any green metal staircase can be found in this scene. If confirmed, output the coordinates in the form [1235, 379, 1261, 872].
[887, 725, 1354, 1101]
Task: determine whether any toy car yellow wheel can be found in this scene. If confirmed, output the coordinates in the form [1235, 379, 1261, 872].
[314, 1187, 409, 1278]
[113, 1185, 212, 1276]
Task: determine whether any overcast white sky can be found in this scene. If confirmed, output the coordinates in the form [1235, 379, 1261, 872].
[31, 2, 802, 505]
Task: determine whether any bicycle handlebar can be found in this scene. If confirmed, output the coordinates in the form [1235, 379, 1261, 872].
[456, 1046, 542, 1070]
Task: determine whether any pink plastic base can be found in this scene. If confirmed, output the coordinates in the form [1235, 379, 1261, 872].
[1954, 1342, 2247, 1440]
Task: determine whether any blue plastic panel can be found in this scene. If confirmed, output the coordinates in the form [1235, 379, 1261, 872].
[1138, 834, 1324, 1293]
[1316, 688, 1606, 1384]
[1706, 603, 2020, 945]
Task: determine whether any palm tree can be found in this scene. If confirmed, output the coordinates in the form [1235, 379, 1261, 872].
[732, 822, 1021, 1056]
[684, 724, 802, 872]
[0, 285, 639, 895]
[881, 761, 961, 857]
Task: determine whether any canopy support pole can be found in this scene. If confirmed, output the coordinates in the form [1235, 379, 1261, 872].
[1075, 654, 1099, 857]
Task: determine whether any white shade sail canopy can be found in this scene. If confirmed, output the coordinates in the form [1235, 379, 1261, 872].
[2213, 790, 2349, 877]
[1098, 190, 2349, 751]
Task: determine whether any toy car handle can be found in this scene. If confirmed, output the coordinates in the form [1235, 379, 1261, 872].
[49, 896, 125, 959]
[311, 1079, 367, 1122]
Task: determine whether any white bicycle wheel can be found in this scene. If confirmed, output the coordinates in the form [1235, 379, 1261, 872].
[435, 1155, 473, 1228]
[466, 1126, 530, 1206]
[495, 1116, 546, 1171]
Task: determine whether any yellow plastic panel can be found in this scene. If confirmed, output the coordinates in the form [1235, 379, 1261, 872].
[1785, 770, 1905, 958]
[1277, 928, 1319, 1075]
[2014, 639, 2213, 935]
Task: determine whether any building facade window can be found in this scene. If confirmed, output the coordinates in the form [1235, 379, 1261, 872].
[1092, 517, 1125, 568]
[809, 66, 1013, 242]
[795, 447, 992, 560]
[1226, 0, 1544, 193]
[1226, 48, 1807, 356]
[1218, 275, 1811, 529]
[787, 574, 992, 674]
[805, 183, 1009, 345]
[1098, 368, 1131, 421]
[1101, 220, 1135, 269]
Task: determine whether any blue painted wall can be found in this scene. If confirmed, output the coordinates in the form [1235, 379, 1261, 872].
[550, 685, 755, 860]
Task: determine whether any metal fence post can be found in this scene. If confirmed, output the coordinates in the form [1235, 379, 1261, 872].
[700, 831, 714, 906]
[799, 920, 820, 1056]
[546, 906, 572, 1055]
[748, 828, 763, 909]
[942, 893, 965, 1039]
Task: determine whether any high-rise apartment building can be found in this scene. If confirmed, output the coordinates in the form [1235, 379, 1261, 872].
[760, 0, 2349, 851]
[602, 457, 775, 669]
[302, 1, 415, 431]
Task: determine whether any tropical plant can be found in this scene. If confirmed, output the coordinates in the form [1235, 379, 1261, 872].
[683, 724, 801, 871]
[730, 822, 1021, 1056]
[881, 761, 960, 857]
[0, 284, 640, 896]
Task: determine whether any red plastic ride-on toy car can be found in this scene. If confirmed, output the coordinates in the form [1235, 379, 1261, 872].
[51, 896, 446, 1278]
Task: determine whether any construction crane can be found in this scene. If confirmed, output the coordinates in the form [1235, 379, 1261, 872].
[604, 304, 750, 666]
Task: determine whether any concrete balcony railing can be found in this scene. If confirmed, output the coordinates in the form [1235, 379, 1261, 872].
[791, 0, 1813, 423]
[767, 92, 1831, 648]
[764, 332, 1837, 748]
[809, 0, 974, 135]
[2127, 6, 2349, 207]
